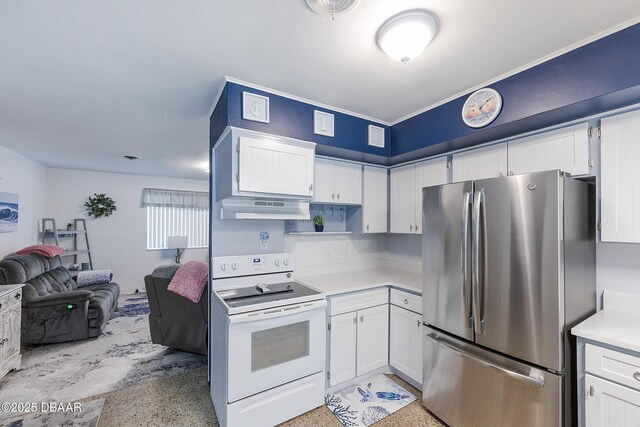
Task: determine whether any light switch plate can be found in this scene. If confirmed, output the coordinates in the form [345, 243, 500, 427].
[242, 91, 270, 123]
[314, 110, 334, 137]
[368, 125, 385, 148]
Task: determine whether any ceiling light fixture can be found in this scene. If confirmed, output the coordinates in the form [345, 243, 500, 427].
[305, 0, 359, 20]
[376, 10, 439, 64]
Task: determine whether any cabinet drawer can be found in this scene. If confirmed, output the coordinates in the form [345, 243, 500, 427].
[390, 289, 422, 315]
[329, 288, 388, 316]
[586, 343, 640, 392]
[0, 290, 20, 312]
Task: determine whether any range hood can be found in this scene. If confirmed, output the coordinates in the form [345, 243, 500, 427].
[217, 198, 310, 220]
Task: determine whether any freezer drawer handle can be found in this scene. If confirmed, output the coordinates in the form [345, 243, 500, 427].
[425, 331, 545, 388]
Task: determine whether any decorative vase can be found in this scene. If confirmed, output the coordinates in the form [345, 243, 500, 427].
[314, 224, 324, 232]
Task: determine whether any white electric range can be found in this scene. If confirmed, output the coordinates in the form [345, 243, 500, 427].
[209, 253, 327, 427]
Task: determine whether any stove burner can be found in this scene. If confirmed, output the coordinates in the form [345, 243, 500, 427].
[217, 281, 321, 309]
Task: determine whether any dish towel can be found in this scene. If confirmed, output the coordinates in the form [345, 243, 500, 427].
[14, 244, 66, 258]
[168, 261, 208, 303]
[77, 269, 113, 287]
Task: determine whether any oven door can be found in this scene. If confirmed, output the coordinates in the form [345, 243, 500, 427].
[227, 299, 327, 403]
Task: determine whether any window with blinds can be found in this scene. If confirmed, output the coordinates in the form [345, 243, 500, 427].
[142, 188, 209, 250]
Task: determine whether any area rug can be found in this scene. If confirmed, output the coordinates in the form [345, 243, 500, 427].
[0, 294, 206, 421]
[325, 373, 416, 427]
[0, 398, 104, 427]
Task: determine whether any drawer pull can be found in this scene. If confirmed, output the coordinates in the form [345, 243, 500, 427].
[404, 299, 408, 304]
[0, 338, 7, 345]
[634, 372, 640, 382]
[15, 293, 20, 300]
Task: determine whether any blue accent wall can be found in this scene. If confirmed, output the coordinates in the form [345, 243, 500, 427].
[391, 22, 640, 162]
[219, 82, 390, 163]
[209, 85, 229, 148]
[211, 23, 640, 165]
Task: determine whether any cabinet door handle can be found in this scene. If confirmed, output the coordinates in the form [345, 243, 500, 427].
[366, 224, 370, 231]
[417, 319, 421, 327]
[332, 193, 335, 200]
[409, 225, 413, 231]
[404, 299, 408, 304]
[353, 317, 357, 324]
[589, 385, 595, 397]
[360, 315, 364, 323]
[337, 193, 340, 200]
[0, 338, 7, 345]
[634, 372, 640, 382]
[415, 224, 419, 231]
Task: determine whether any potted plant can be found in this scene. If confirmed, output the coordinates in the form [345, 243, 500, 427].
[313, 214, 324, 232]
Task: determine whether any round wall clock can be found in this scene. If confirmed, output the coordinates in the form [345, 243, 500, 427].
[461, 88, 503, 128]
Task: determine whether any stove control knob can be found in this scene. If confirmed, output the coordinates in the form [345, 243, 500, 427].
[283, 259, 289, 266]
[231, 263, 238, 270]
[220, 264, 226, 271]
[275, 260, 280, 267]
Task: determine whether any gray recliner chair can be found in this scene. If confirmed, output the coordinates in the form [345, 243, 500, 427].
[0, 254, 120, 344]
[144, 265, 208, 355]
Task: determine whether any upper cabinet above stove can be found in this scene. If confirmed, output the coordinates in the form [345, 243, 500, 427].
[214, 127, 316, 201]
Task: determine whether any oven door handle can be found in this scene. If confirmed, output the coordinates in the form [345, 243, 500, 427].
[228, 299, 327, 324]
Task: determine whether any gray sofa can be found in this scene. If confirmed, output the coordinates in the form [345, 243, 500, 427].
[0, 254, 120, 344]
[144, 265, 208, 355]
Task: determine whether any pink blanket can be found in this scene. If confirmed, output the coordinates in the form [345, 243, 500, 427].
[168, 261, 208, 303]
[15, 244, 66, 258]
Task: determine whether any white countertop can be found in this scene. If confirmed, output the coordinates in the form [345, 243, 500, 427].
[572, 291, 640, 353]
[297, 267, 422, 296]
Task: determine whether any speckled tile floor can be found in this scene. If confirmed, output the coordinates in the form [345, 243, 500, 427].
[92, 368, 444, 427]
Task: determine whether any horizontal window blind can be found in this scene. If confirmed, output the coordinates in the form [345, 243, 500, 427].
[146, 206, 209, 250]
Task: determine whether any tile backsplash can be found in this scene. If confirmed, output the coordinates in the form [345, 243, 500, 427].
[285, 233, 387, 276]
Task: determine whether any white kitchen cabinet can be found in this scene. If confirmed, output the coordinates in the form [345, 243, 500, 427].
[328, 312, 357, 387]
[314, 158, 362, 204]
[0, 286, 22, 380]
[356, 304, 389, 376]
[507, 123, 590, 176]
[390, 164, 416, 234]
[362, 166, 388, 233]
[327, 289, 389, 387]
[390, 157, 448, 234]
[452, 143, 507, 182]
[585, 374, 640, 427]
[601, 109, 640, 243]
[215, 128, 316, 200]
[390, 304, 422, 384]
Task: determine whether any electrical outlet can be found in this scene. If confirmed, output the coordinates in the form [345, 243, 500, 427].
[260, 231, 270, 250]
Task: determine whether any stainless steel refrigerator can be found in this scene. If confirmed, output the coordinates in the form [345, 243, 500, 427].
[422, 170, 595, 427]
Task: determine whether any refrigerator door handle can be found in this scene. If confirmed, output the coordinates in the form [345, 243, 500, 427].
[462, 191, 473, 329]
[425, 331, 546, 388]
[472, 190, 486, 334]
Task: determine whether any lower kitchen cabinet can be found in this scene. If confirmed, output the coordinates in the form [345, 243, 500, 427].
[328, 312, 357, 387]
[582, 342, 640, 427]
[328, 302, 389, 387]
[356, 304, 389, 376]
[585, 374, 640, 426]
[389, 305, 422, 384]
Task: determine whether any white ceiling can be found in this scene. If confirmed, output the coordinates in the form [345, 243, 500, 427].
[1, 0, 640, 179]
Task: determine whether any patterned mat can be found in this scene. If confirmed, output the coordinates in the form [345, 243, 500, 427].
[0, 294, 206, 420]
[325, 374, 417, 427]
